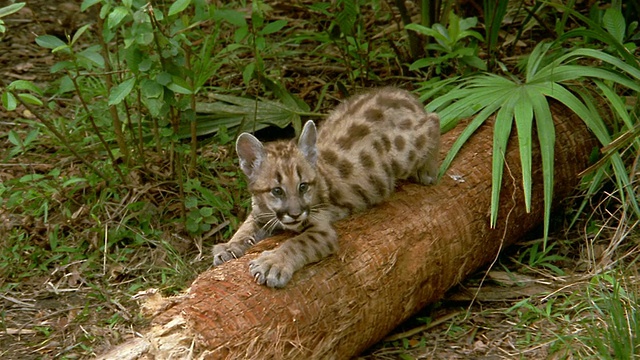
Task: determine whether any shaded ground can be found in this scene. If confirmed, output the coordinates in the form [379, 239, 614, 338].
[1, 1, 638, 359]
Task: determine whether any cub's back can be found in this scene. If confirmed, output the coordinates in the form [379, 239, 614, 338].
[316, 87, 440, 216]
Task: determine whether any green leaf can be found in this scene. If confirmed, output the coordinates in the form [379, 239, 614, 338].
[8, 80, 42, 94]
[35, 35, 66, 49]
[535, 65, 640, 91]
[20, 174, 45, 182]
[513, 89, 534, 213]
[234, 25, 249, 43]
[461, 55, 487, 70]
[51, 61, 74, 73]
[259, 19, 287, 35]
[405, 23, 449, 45]
[0, 2, 26, 18]
[135, 30, 154, 46]
[593, 80, 633, 130]
[78, 49, 105, 68]
[167, 76, 192, 94]
[8, 130, 21, 146]
[185, 196, 198, 209]
[108, 77, 136, 106]
[242, 62, 255, 86]
[213, 9, 246, 27]
[199, 207, 213, 217]
[108, 6, 130, 29]
[458, 29, 484, 42]
[489, 94, 516, 228]
[167, 83, 192, 95]
[437, 98, 504, 178]
[140, 78, 163, 98]
[529, 91, 555, 246]
[335, 0, 357, 36]
[448, 12, 460, 41]
[430, 74, 514, 130]
[71, 23, 91, 45]
[62, 177, 87, 187]
[525, 42, 552, 82]
[23, 129, 38, 145]
[184, 94, 322, 139]
[458, 15, 477, 32]
[81, 0, 102, 11]
[535, 83, 609, 144]
[432, 23, 452, 49]
[18, 93, 43, 106]
[603, 8, 625, 43]
[557, 26, 637, 67]
[52, 44, 71, 54]
[2, 91, 17, 110]
[556, 48, 640, 82]
[186, 220, 199, 233]
[409, 57, 437, 71]
[168, 0, 190, 16]
[156, 72, 172, 86]
[307, 3, 331, 16]
[144, 97, 164, 118]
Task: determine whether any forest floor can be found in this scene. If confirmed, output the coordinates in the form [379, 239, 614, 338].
[1, 1, 638, 359]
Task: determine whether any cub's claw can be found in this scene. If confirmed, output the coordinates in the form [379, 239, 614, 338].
[212, 242, 246, 266]
[249, 250, 294, 288]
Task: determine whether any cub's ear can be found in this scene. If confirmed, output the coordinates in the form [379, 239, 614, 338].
[298, 121, 317, 165]
[236, 133, 265, 180]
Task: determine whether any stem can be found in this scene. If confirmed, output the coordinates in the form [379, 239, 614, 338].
[395, 0, 425, 62]
[66, 71, 127, 184]
[10, 91, 110, 183]
[183, 44, 198, 176]
[421, 0, 430, 26]
[175, 147, 187, 223]
[153, 115, 161, 154]
[145, 5, 162, 154]
[135, 88, 147, 168]
[123, 98, 136, 151]
[96, 13, 130, 166]
[147, 3, 175, 165]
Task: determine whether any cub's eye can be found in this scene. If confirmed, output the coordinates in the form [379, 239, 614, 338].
[271, 187, 284, 197]
[299, 182, 309, 193]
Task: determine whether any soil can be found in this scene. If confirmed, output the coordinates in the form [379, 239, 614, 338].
[0, 1, 636, 360]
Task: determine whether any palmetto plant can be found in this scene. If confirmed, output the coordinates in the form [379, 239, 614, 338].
[422, 42, 640, 243]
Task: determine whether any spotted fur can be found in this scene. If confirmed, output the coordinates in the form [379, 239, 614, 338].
[212, 87, 440, 288]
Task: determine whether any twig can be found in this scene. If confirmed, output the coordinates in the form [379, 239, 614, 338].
[383, 309, 465, 341]
[466, 148, 517, 317]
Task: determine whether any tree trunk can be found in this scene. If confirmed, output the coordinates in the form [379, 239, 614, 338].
[98, 102, 598, 360]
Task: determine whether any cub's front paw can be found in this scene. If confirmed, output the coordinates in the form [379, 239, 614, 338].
[249, 250, 294, 288]
[212, 242, 247, 266]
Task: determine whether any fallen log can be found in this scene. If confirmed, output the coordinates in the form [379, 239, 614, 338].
[98, 102, 598, 359]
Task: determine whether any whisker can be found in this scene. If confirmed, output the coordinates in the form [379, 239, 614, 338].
[261, 217, 280, 236]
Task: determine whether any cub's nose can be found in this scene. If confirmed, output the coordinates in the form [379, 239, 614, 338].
[280, 209, 307, 224]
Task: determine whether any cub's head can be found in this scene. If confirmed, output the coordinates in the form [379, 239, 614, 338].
[235, 121, 320, 231]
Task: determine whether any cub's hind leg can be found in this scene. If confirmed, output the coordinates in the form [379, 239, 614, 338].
[412, 113, 441, 185]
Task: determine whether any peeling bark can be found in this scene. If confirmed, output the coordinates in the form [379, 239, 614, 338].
[98, 102, 598, 360]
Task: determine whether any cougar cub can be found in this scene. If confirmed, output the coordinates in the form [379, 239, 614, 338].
[213, 87, 440, 288]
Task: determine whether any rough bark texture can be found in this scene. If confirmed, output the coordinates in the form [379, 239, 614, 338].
[98, 102, 598, 360]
